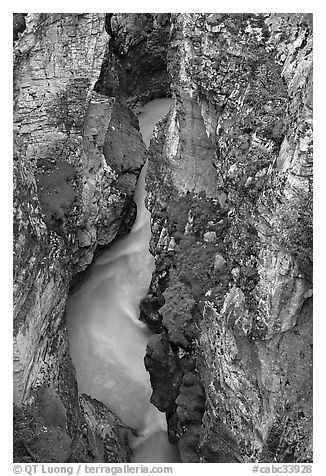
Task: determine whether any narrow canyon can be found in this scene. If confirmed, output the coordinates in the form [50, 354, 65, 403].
[66, 98, 178, 462]
[13, 13, 313, 463]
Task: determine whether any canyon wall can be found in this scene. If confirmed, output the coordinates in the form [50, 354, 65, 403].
[13, 13, 312, 463]
[142, 13, 313, 463]
[13, 13, 146, 462]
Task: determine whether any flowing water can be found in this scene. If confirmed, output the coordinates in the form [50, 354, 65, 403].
[66, 98, 178, 462]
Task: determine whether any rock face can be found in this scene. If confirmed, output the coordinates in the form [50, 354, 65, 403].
[95, 13, 171, 108]
[13, 13, 147, 462]
[13, 13, 313, 464]
[14, 389, 133, 463]
[79, 395, 133, 463]
[142, 13, 313, 463]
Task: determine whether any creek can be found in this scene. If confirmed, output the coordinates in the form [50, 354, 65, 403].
[66, 98, 178, 462]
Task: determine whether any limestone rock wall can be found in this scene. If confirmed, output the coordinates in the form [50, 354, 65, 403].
[143, 13, 313, 463]
[13, 13, 146, 462]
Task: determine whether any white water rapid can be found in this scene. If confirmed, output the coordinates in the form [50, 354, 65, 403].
[66, 98, 178, 462]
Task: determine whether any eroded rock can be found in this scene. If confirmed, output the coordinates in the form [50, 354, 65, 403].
[143, 13, 313, 463]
